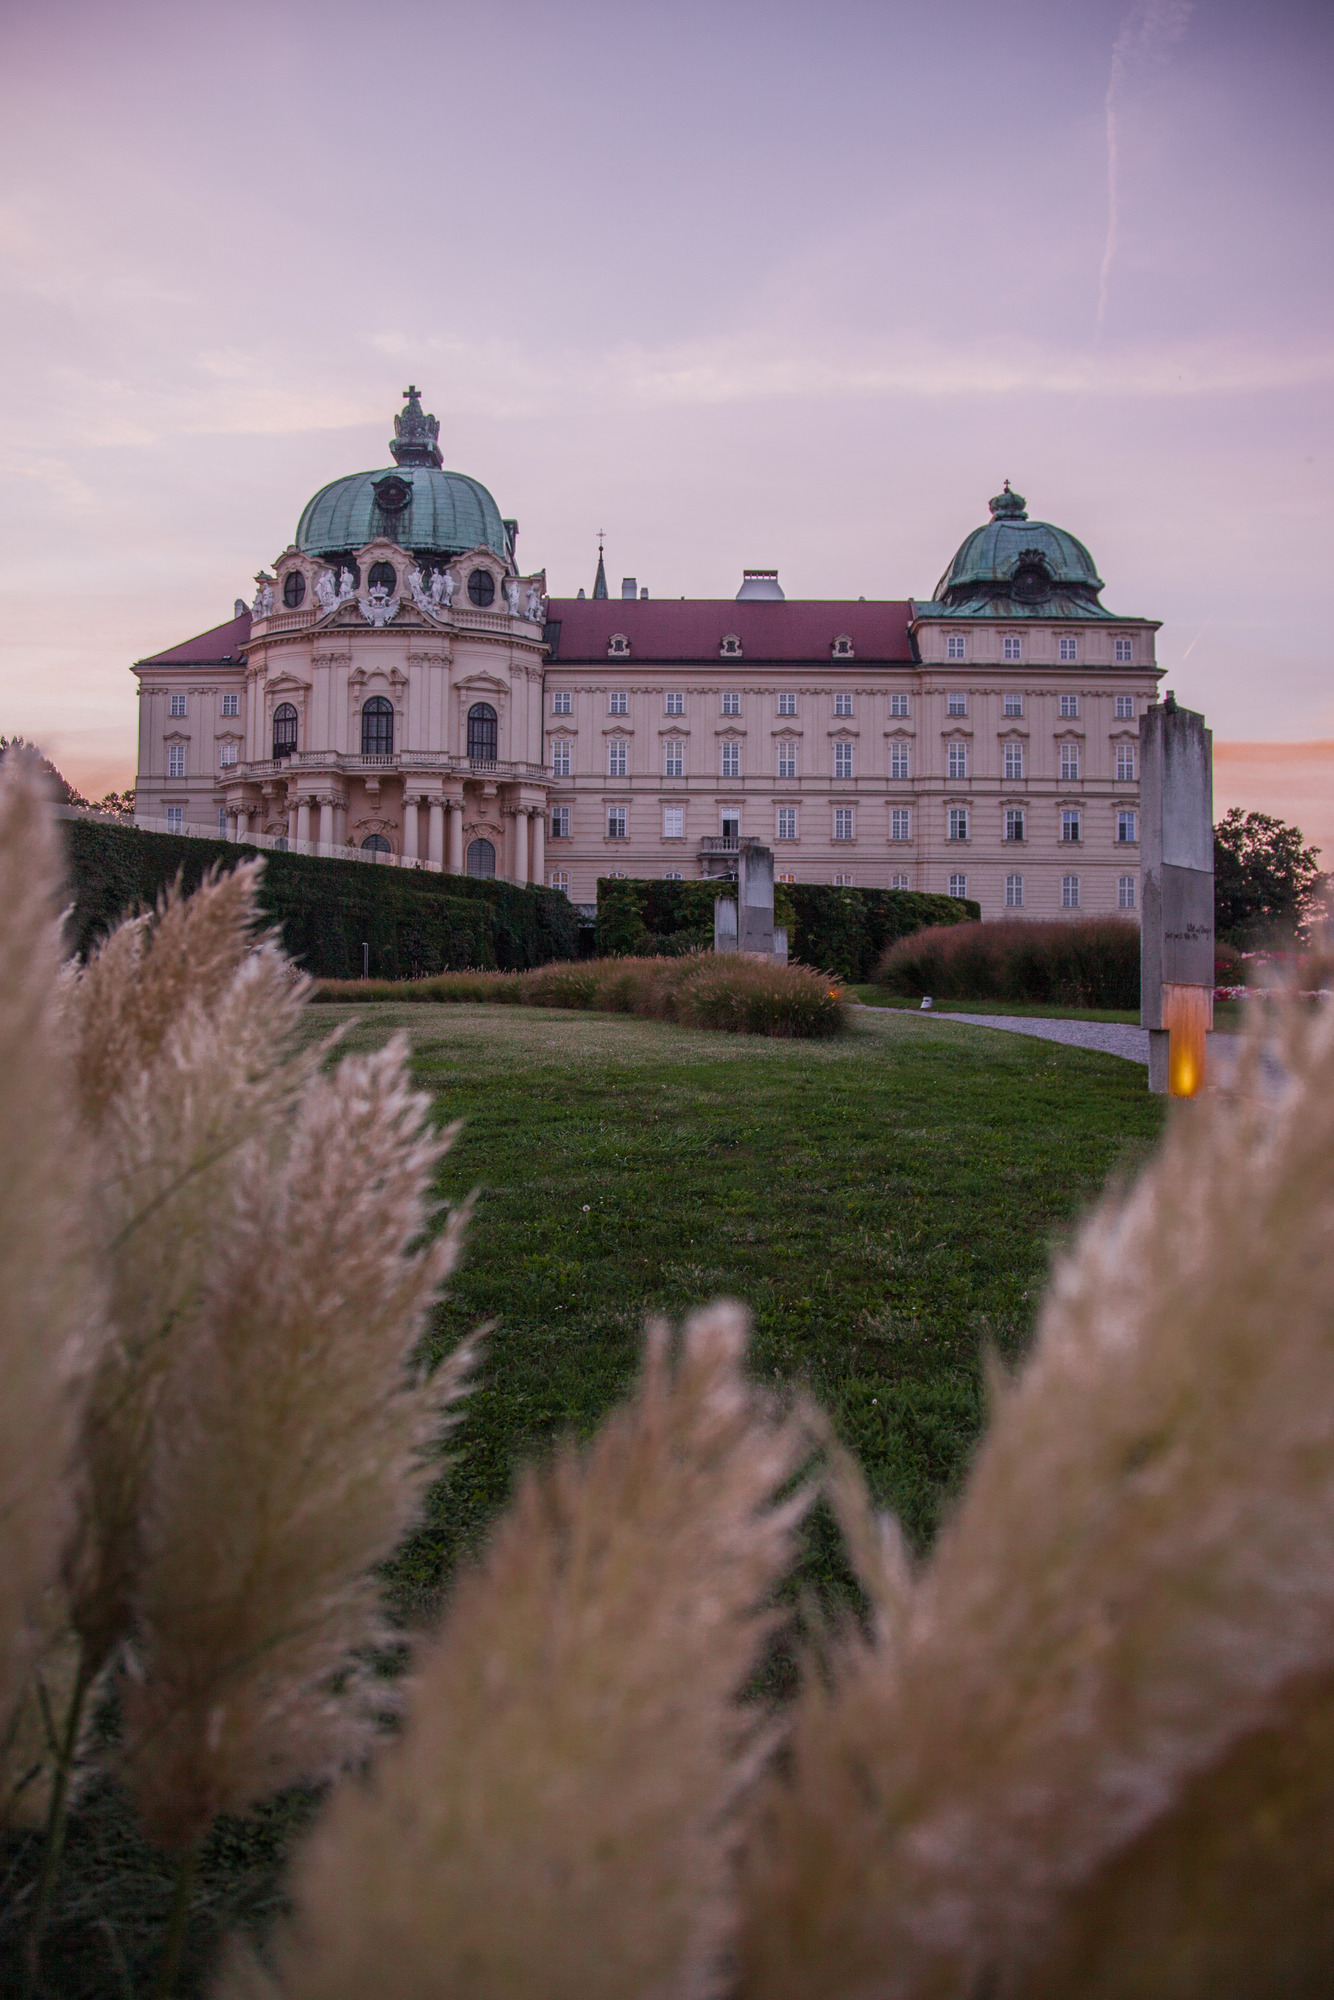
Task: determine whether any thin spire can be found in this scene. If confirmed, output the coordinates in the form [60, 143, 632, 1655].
[592, 529, 608, 601]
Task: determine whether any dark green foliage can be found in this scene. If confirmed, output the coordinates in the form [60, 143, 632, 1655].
[877, 916, 1142, 1008]
[596, 877, 974, 980]
[1214, 807, 1325, 945]
[59, 819, 578, 976]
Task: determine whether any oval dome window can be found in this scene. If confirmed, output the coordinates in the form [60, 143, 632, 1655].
[282, 571, 306, 609]
[467, 568, 496, 608]
[368, 561, 397, 593]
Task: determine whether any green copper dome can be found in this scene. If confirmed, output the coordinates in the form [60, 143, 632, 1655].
[295, 389, 509, 563]
[924, 484, 1114, 620]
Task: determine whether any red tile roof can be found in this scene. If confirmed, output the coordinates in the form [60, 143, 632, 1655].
[545, 598, 914, 665]
[138, 609, 252, 666]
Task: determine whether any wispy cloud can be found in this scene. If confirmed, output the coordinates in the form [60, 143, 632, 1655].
[1098, 0, 1194, 333]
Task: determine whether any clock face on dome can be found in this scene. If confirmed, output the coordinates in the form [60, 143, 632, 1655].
[372, 475, 411, 515]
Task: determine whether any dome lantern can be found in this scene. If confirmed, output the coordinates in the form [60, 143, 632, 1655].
[390, 385, 443, 469]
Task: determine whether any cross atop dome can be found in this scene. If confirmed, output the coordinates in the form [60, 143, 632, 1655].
[989, 480, 1028, 522]
[390, 385, 443, 469]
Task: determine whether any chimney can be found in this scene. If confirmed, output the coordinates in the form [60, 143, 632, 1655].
[640, 587, 649, 599]
[621, 576, 637, 600]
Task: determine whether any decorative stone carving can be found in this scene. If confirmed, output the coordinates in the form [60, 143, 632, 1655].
[314, 568, 340, 617]
[358, 585, 401, 628]
[524, 581, 545, 623]
[505, 579, 521, 616]
[252, 576, 275, 619]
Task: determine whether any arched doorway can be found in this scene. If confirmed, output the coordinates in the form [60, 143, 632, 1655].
[361, 696, 394, 757]
[467, 702, 498, 762]
[466, 837, 496, 878]
[272, 703, 298, 760]
[361, 833, 392, 860]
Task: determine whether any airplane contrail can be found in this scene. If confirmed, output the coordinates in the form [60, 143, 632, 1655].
[1097, 0, 1194, 334]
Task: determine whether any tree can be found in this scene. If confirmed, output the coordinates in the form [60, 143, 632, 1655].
[1214, 807, 1324, 945]
[0, 737, 88, 808]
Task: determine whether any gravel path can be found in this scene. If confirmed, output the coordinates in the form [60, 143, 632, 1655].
[857, 1006, 1241, 1080]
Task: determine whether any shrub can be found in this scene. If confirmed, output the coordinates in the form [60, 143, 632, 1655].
[876, 916, 1142, 1008]
[596, 878, 975, 980]
[312, 953, 849, 1038]
[60, 818, 578, 976]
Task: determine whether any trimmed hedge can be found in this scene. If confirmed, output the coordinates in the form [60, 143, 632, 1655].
[875, 916, 1141, 1008]
[61, 820, 578, 977]
[595, 877, 977, 982]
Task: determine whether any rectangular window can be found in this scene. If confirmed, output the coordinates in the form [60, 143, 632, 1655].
[553, 691, 573, 714]
[833, 872, 853, 887]
[833, 692, 854, 717]
[1060, 693, 1080, 718]
[890, 692, 910, 717]
[833, 807, 854, 841]
[551, 741, 571, 778]
[948, 806, 968, 841]
[947, 692, 967, 716]
[607, 740, 627, 777]
[1115, 693, 1135, 718]
[165, 806, 183, 833]
[777, 806, 797, 841]
[220, 743, 237, 767]
[215, 807, 226, 837]
[946, 635, 965, 660]
[663, 806, 684, 839]
[551, 870, 570, 894]
[607, 807, 627, 838]
[891, 872, 910, 890]
[1118, 809, 1138, 843]
[550, 805, 571, 838]
[1062, 809, 1081, 842]
[721, 740, 741, 778]
[777, 872, 795, 885]
[1059, 636, 1078, 662]
[947, 741, 968, 779]
[949, 872, 967, 899]
[1006, 873, 1024, 907]
[1062, 874, 1081, 909]
[221, 692, 239, 717]
[1004, 741, 1024, 780]
[1003, 693, 1023, 717]
[665, 691, 684, 715]
[1005, 807, 1025, 842]
[721, 691, 741, 716]
[1003, 635, 1022, 661]
[609, 691, 628, 714]
[1060, 743, 1081, 781]
[664, 741, 683, 778]
[1119, 873, 1137, 909]
[169, 692, 187, 717]
[664, 871, 683, 880]
[167, 744, 185, 778]
[777, 691, 797, 717]
[1116, 745, 1136, 781]
[834, 741, 854, 779]
[890, 743, 910, 779]
[1115, 638, 1134, 663]
[777, 741, 797, 779]
[890, 808, 911, 841]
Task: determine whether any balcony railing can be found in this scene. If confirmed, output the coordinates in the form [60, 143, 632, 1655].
[237, 751, 549, 782]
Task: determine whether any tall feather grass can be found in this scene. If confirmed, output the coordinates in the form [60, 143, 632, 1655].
[311, 952, 848, 1038]
[875, 915, 1141, 1008]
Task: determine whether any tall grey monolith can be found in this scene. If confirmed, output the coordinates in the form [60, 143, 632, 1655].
[1140, 696, 1214, 1094]
[738, 839, 775, 957]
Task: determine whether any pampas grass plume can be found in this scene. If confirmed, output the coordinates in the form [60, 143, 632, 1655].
[230, 1303, 811, 2000]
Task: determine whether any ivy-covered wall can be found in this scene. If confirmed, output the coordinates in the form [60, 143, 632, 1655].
[62, 821, 579, 976]
[595, 876, 978, 981]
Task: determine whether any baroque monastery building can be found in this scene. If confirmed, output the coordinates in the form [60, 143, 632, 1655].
[134, 391, 1161, 919]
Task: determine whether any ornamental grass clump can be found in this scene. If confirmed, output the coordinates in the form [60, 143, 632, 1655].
[876, 914, 1141, 1008]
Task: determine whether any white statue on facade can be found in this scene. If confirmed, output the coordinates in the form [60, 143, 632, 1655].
[337, 567, 357, 603]
[407, 565, 432, 616]
[431, 566, 455, 608]
[505, 578, 521, 616]
[252, 577, 274, 619]
[315, 568, 339, 617]
[524, 581, 544, 623]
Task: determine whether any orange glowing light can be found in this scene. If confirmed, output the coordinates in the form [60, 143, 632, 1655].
[1163, 982, 1210, 1098]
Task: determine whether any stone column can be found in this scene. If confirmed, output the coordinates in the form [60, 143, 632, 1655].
[296, 799, 312, 848]
[319, 797, 334, 849]
[402, 795, 419, 862]
[287, 797, 299, 845]
[530, 805, 545, 886]
[1140, 697, 1214, 1096]
[236, 808, 250, 841]
[512, 807, 530, 885]
[428, 798, 445, 868]
[447, 799, 464, 873]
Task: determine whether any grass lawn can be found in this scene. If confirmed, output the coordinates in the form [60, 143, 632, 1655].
[6, 1001, 1165, 1997]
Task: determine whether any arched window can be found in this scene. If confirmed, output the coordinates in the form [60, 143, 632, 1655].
[368, 561, 397, 593]
[467, 702, 498, 762]
[467, 568, 496, 608]
[360, 834, 392, 857]
[361, 696, 394, 757]
[282, 570, 306, 609]
[466, 838, 496, 878]
[272, 703, 298, 759]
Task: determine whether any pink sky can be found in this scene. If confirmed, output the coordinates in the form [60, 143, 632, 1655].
[1, 0, 1331, 841]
